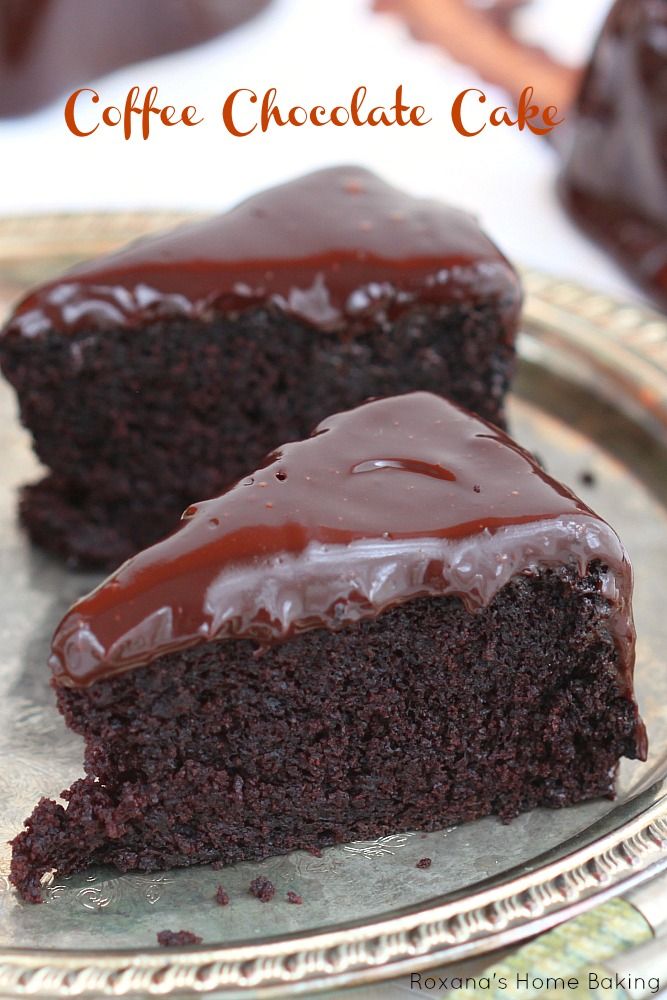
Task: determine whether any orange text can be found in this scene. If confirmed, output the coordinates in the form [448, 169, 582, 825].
[64, 86, 203, 140]
[222, 85, 431, 136]
[451, 86, 563, 137]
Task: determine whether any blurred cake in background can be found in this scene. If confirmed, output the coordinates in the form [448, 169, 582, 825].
[377, 0, 666, 311]
[0, 0, 270, 117]
[559, 0, 667, 310]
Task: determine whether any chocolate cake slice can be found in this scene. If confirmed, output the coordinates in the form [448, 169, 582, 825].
[0, 166, 521, 568]
[10, 392, 646, 903]
[560, 0, 667, 308]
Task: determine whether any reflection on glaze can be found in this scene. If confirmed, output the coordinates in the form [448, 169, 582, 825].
[350, 458, 457, 481]
[49, 392, 637, 703]
[3, 167, 520, 338]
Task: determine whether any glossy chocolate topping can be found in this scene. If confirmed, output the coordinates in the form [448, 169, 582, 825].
[4, 167, 520, 339]
[560, 0, 667, 308]
[50, 392, 636, 695]
[0, 0, 269, 118]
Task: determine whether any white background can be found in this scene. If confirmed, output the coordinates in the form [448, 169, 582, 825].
[0, 0, 643, 305]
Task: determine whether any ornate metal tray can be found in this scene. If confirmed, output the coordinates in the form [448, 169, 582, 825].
[0, 215, 666, 998]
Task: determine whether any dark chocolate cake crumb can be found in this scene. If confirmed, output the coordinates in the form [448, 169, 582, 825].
[473, 484, 481, 493]
[286, 891, 303, 904]
[214, 885, 230, 906]
[579, 470, 597, 487]
[210, 860, 225, 871]
[249, 876, 275, 902]
[157, 929, 203, 947]
[306, 847, 323, 858]
[10, 566, 646, 904]
[416, 857, 432, 869]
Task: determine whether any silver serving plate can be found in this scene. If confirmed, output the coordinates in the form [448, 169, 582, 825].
[0, 215, 666, 998]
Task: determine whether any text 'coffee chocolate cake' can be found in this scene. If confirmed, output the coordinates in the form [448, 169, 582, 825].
[560, 0, 667, 309]
[0, 167, 521, 569]
[10, 392, 646, 903]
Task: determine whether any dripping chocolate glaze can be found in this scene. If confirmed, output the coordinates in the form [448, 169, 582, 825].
[559, 0, 667, 309]
[3, 167, 520, 338]
[50, 393, 640, 726]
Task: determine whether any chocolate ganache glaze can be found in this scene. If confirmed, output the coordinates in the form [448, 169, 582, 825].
[5, 167, 519, 339]
[560, 0, 667, 309]
[0, 0, 270, 118]
[50, 392, 637, 698]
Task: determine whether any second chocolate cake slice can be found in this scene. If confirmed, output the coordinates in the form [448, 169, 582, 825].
[559, 0, 667, 309]
[0, 166, 521, 568]
[10, 392, 646, 903]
